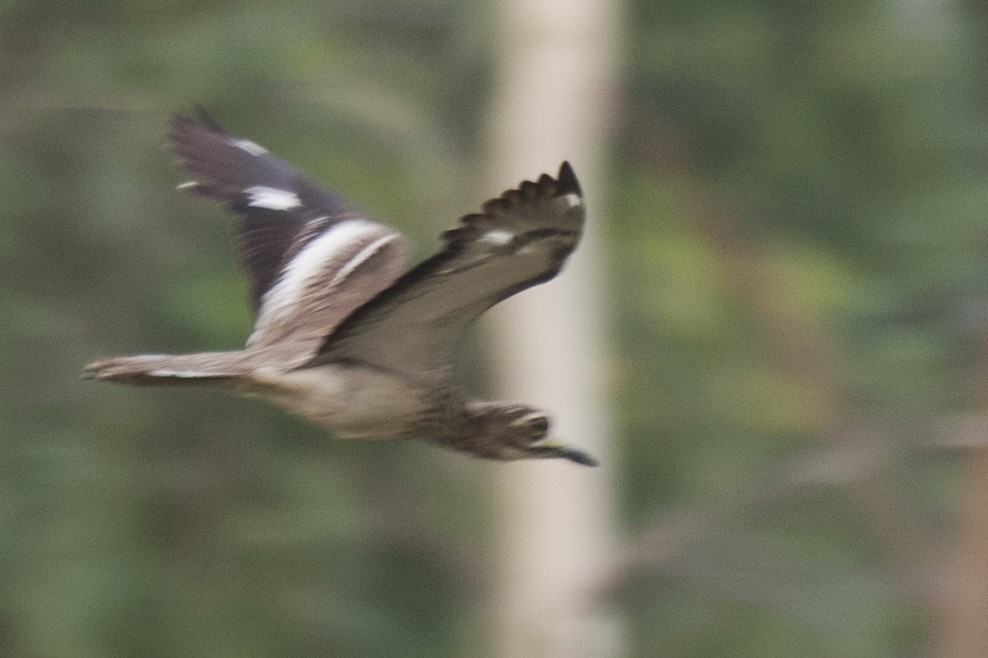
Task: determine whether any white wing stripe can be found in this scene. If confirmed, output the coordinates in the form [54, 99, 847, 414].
[149, 369, 214, 378]
[331, 233, 401, 287]
[231, 138, 268, 156]
[249, 219, 387, 343]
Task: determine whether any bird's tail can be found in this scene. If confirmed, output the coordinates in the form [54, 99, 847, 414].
[81, 351, 253, 387]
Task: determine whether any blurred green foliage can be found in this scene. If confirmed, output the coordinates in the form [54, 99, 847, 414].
[0, 0, 985, 655]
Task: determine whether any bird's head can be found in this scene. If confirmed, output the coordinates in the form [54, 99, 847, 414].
[465, 402, 598, 466]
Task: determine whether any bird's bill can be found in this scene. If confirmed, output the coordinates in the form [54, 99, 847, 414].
[530, 441, 599, 467]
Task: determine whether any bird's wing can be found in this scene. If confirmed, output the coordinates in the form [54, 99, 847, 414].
[309, 162, 584, 380]
[168, 111, 411, 360]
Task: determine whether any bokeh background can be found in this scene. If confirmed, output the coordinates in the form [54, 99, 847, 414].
[2, 0, 988, 656]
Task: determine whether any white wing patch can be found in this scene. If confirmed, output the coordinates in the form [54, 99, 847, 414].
[479, 229, 514, 246]
[231, 139, 268, 156]
[245, 185, 301, 211]
[562, 193, 582, 208]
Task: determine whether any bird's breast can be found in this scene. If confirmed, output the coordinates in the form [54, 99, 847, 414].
[246, 363, 431, 439]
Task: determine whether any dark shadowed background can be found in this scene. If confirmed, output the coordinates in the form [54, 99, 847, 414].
[1, 0, 987, 656]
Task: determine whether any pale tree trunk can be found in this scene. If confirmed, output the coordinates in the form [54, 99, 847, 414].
[484, 1, 622, 657]
[925, 3, 988, 655]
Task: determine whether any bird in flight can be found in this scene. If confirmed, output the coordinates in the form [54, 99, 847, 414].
[83, 110, 597, 466]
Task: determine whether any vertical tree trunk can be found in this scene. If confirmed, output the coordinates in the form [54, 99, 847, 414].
[935, 329, 988, 657]
[936, 446, 988, 658]
[933, 5, 988, 653]
[485, 1, 622, 656]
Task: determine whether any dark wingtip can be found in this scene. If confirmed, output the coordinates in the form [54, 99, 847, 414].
[167, 112, 194, 138]
[170, 106, 226, 135]
[192, 105, 226, 133]
[557, 161, 581, 196]
[168, 107, 229, 157]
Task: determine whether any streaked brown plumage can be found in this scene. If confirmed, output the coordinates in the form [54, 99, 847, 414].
[83, 110, 596, 466]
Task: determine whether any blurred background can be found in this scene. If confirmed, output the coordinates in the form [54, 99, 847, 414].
[2, 0, 987, 656]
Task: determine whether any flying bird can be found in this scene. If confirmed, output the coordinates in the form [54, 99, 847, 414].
[83, 110, 597, 466]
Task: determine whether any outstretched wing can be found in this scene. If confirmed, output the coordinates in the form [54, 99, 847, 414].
[309, 162, 584, 380]
[169, 111, 410, 360]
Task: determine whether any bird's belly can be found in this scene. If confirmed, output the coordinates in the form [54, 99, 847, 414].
[246, 364, 428, 438]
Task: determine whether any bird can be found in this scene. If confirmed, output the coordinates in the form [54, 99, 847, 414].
[82, 109, 598, 466]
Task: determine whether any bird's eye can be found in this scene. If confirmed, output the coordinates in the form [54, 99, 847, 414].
[509, 411, 550, 442]
[526, 414, 549, 439]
